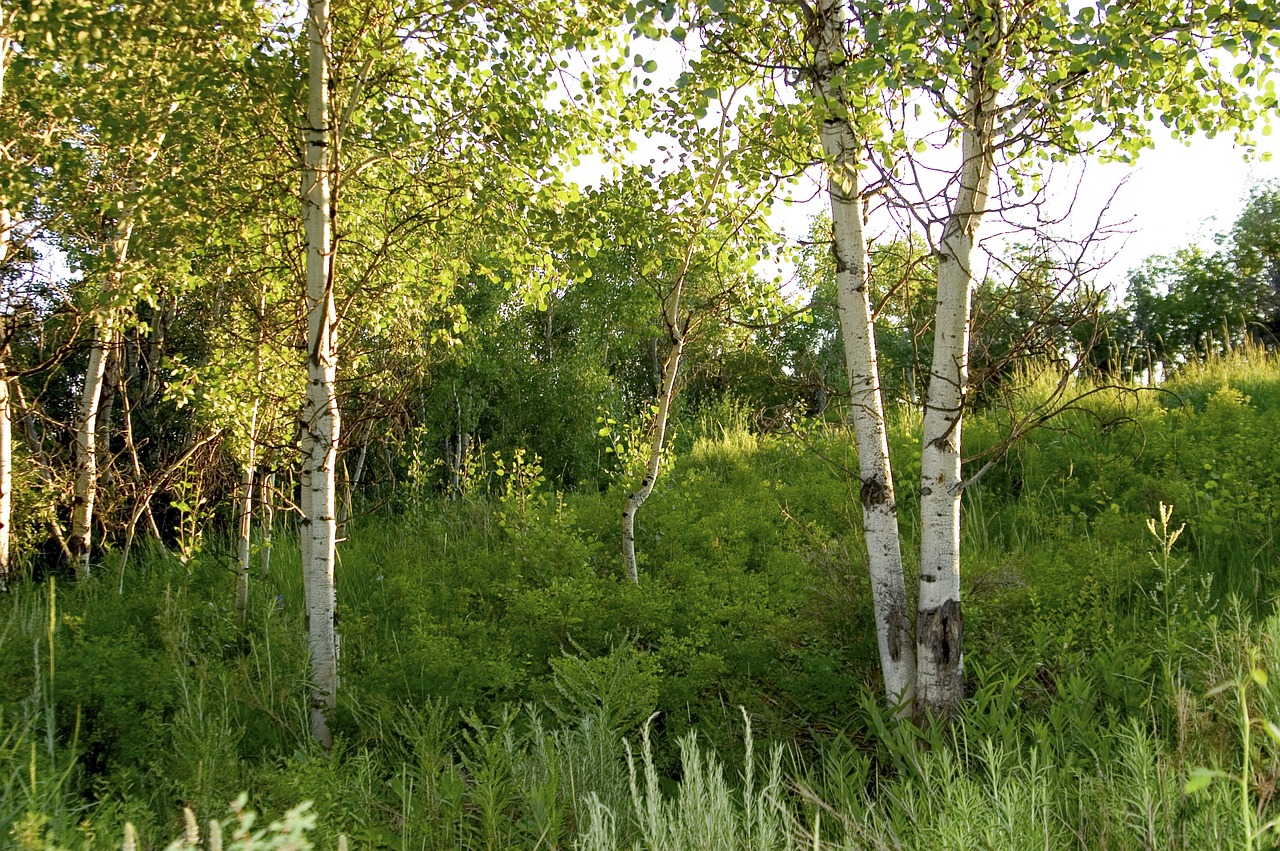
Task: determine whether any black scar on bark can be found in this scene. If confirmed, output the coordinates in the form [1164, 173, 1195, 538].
[885, 600, 911, 663]
[860, 476, 886, 508]
[918, 598, 963, 665]
[830, 242, 849, 275]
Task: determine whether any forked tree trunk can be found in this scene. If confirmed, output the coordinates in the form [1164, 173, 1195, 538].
[915, 7, 1002, 721]
[810, 0, 916, 712]
[301, 0, 340, 748]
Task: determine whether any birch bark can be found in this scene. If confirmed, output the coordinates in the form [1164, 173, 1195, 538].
[620, 329, 685, 583]
[70, 227, 131, 575]
[915, 5, 1002, 720]
[0, 15, 13, 585]
[301, 0, 340, 748]
[0, 350, 9, 591]
[0, 207, 10, 588]
[809, 0, 916, 711]
[234, 400, 258, 627]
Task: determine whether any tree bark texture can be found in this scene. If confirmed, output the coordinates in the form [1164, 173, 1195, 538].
[0, 367, 9, 590]
[70, 322, 113, 574]
[811, 0, 916, 712]
[234, 463, 254, 626]
[301, 0, 340, 748]
[0, 207, 11, 588]
[915, 3, 1002, 720]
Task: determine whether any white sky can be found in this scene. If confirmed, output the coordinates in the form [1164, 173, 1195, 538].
[762, 130, 1280, 296]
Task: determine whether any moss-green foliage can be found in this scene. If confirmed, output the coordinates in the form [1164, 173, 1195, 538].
[4, 356, 1280, 848]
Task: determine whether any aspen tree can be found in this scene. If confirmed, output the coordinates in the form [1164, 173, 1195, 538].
[807, 0, 915, 710]
[300, 0, 340, 747]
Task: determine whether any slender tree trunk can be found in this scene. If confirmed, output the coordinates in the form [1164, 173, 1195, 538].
[0, 367, 10, 591]
[70, 317, 114, 574]
[234, 402, 259, 627]
[259, 469, 275, 578]
[337, 435, 369, 534]
[915, 10, 1001, 720]
[301, 0, 340, 748]
[70, 227, 133, 575]
[810, 0, 916, 712]
[13, 383, 73, 564]
[336, 458, 351, 542]
[96, 333, 121, 475]
[0, 3, 16, 587]
[621, 333, 684, 583]
[234, 464, 253, 624]
[0, 207, 11, 589]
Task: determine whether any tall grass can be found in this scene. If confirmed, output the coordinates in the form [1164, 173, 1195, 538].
[3, 354, 1280, 848]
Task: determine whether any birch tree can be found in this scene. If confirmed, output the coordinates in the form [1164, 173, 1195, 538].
[599, 86, 782, 581]
[675, 0, 1279, 719]
[899, 0, 1279, 718]
[299, 0, 341, 747]
[805, 0, 916, 710]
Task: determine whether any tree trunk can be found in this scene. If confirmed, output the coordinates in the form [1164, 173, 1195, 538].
[810, 0, 916, 712]
[259, 468, 275, 578]
[0, 207, 11, 589]
[70, 317, 114, 574]
[621, 333, 684, 583]
[96, 333, 121, 474]
[301, 0, 340, 748]
[13, 383, 73, 564]
[0, 369, 10, 591]
[234, 457, 255, 626]
[70, 226, 133, 575]
[915, 8, 1001, 721]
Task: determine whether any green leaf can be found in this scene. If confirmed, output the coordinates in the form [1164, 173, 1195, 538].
[1184, 767, 1221, 794]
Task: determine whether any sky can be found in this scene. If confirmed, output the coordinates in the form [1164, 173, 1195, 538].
[1075, 131, 1280, 280]
[762, 129, 1280, 298]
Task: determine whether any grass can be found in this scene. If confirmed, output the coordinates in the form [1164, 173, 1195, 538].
[2, 355, 1280, 849]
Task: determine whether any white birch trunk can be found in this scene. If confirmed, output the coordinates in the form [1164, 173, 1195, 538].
[0, 6, 16, 586]
[70, 318, 114, 574]
[0, 207, 11, 588]
[810, 0, 916, 712]
[234, 455, 255, 626]
[915, 9, 1002, 720]
[70, 227, 133, 575]
[621, 332, 685, 583]
[0, 366, 9, 591]
[301, 0, 340, 748]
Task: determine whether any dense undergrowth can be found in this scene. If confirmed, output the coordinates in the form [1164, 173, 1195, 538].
[3, 355, 1280, 849]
